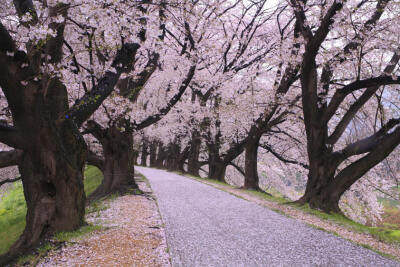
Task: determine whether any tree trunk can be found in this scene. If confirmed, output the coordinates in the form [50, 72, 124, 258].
[187, 131, 201, 176]
[296, 170, 340, 213]
[166, 143, 180, 171]
[140, 141, 148, 167]
[133, 150, 139, 165]
[90, 126, 137, 199]
[243, 135, 261, 190]
[299, 126, 400, 213]
[1, 116, 86, 264]
[149, 141, 158, 167]
[155, 143, 166, 168]
[178, 146, 190, 173]
[208, 162, 227, 182]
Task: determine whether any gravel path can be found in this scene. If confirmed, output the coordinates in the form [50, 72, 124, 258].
[136, 167, 400, 267]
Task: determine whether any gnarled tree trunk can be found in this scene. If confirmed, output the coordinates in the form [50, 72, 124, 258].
[1, 85, 87, 264]
[87, 122, 138, 199]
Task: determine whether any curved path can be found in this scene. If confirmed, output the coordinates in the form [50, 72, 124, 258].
[136, 167, 399, 267]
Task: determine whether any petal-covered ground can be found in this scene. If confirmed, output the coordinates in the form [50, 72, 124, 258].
[37, 178, 170, 267]
[136, 167, 399, 267]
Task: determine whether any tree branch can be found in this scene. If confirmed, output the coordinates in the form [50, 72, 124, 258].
[87, 149, 104, 171]
[117, 52, 160, 102]
[229, 162, 245, 177]
[339, 118, 400, 158]
[67, 43, 140, 127]
[134, 65, 196, 130]
[0, 177, 21, 188]
[0, 149, 23, 168]
[0, 123, 25, 149]
[260, 143, 309, 169]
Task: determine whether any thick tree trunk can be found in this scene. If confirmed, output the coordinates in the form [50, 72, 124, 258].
[296, 170, 340, 213]
[149, 141, 158, 167]
[207, 141, 227, 182]
[90, 127, 137, 199]
[187, 131, 201, 176]
[299, 126, 400, 213]
[296, 154, 339, 212]
[1, 119, 86, 264]
[243, 135, 261, 190]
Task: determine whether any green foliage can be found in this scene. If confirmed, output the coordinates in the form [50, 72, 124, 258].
[0, 165, 103, 255]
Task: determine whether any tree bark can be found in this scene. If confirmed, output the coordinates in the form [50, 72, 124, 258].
[140, 141, 148, 167]
[1, 108, 87, 264]
[208, 160, 227, 182]
[149, 141, 158, 167]
[133, 150, 139, 166]
[178, 146, 190, 173]
[243, 135, 261, 190]
[155, 143, 166, 168]
[89, 125, 138, 199]
[165, 143, 180, 171]
[187, 131, 201, 176]
[298, 126, 400, 213]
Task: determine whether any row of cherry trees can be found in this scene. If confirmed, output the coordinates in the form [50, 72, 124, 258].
[0, 0, 205, 264]
[0, 0, 399, 264]
[138, 0, 400, 220]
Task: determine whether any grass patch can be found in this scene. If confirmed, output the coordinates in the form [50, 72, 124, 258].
[53, 224, 104, 242]
[16, 243, 53, 267]
[83, 165, 103, 196]
[0, 182, 26, 255]
[0, 165, 103, 255]
[293, 203, 400, 245]
[243, 188, 288, 204]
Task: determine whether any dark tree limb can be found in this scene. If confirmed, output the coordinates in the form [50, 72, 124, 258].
[0, 149, 23, 168]
[117, 52, 160, 102]
[87, 150, 104, 171]
[134, 65, 196, 130]
[0, 123, 25, 149]
[339, 118, 400, 157]
[329, 126, 400, 199]
[68, 43, 140, 127]
[0, 177, 21, 188]
[260, 143, 309, 169]
[229, 162, 245, 177]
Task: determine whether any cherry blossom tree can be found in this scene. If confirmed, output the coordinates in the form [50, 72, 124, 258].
[289, 0, 400, 212]
[0, 0, 160, 262]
